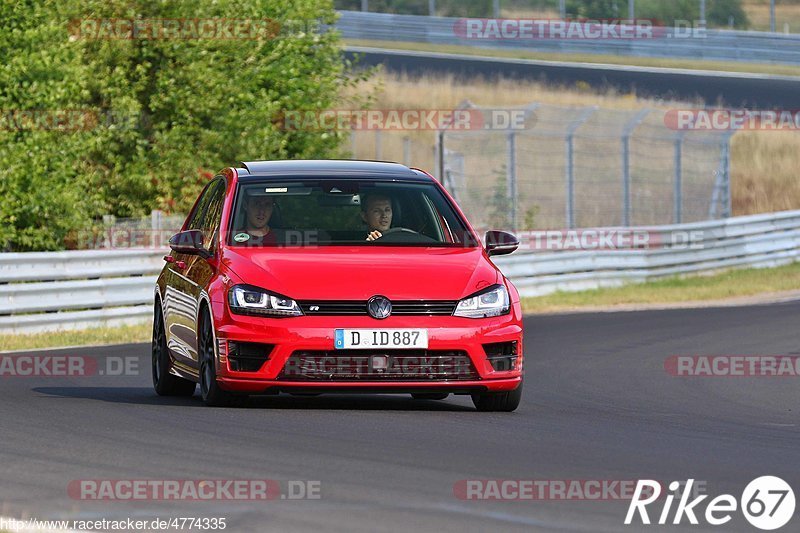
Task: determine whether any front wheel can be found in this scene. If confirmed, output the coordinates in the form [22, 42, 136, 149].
[152, 303, 196, 397]
[199, 311, 246, 407]
[471, 381, 523, 412]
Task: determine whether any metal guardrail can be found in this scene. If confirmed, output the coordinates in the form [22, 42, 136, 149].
[0, 249, 164, 335]
[338, 11, 800, 66]
[494, 210, 800, 297]
[1, 210, 799, 334]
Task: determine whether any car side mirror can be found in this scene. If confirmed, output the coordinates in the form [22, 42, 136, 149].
[169, 229, 212, 259]
[485, 230, 519, 256]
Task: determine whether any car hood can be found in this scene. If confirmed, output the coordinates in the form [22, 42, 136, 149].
[222, 246, 500, 301]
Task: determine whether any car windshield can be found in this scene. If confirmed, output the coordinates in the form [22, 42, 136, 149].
[228, 179, 478, 247]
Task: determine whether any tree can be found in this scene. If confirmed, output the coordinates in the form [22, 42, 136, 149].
[0, 0, 366, 251]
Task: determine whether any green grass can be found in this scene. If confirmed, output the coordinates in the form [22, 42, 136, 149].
[345, 38, 800, 77]
[0, 323, 151, 352]
[522, 261, 800, 313]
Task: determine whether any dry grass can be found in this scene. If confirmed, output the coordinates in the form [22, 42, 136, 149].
[348, 71, 800, 217]
[731, 130, 800, 215]
[498, 0, 800, 33]
[744, 0, 800, 32]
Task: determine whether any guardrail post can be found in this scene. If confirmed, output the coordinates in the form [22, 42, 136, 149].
[507, 132, 517, 231]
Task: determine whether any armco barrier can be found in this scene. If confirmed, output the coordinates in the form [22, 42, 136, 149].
[0, 249, 164, 335]
[494, 210, 800, 296]
[337, 11, 800, 66]
[1, 210, 799, 334]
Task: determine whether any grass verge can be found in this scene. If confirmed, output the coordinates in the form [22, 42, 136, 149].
[0, 323, 151, 352]
[345, 38, 800, 77]
[521, 262, 800, 314]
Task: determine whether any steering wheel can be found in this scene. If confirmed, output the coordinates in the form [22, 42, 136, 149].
[377, 227, 419, 237]
[373, 227, 436, 244]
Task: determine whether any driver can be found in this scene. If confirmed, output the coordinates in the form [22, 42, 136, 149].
[238, 193, 278, 245]
[360, 192, 393, 241]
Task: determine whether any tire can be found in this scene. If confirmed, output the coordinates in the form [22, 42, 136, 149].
[411, 393, 449, 401]
[471, 380, 523, 412]
[152, 303, 196, 397]
[198, 310, 246, 407]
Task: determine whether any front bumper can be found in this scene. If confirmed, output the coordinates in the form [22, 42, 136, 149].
[210, 299, 524, 394]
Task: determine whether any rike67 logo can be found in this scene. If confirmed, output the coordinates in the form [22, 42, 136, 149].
[625, 477, 795, 530]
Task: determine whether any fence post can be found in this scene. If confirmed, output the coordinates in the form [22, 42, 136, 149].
[429, 0, 436, 16]
[621, 109, 650, 227]
[151, 210, 163, 249]
[507, 132, 517, 231]
[565, 107, 596, 229]
[493, 0, 500, 18]
[436, 130, 445, 183]
[361, 0, 368, 12]
[673, 135, 683, 223]
[102, 215, 115, 249]
[723, 136, 732, 218]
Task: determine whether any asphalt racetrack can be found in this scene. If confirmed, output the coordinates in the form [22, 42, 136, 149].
[346, 47, 800, 109]
[1, 302, 798, 532]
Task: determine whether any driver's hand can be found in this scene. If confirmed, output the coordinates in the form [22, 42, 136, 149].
[366, 230, 382, 241]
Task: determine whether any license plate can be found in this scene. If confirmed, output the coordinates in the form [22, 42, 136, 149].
[334, 329, 428, 349]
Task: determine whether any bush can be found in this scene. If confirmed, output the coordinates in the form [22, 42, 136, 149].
[0, 0, 364, 251]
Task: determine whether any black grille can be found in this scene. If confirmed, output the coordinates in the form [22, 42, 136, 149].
[298, 300, 457, 316]
[228, 341, 274, 372]
[279, 350, 478, 381]
[483, 341, 518, 371]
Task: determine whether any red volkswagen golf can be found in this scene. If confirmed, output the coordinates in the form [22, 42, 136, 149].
[153, 160, 524, 411]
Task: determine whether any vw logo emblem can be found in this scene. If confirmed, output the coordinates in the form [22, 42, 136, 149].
[367, 295, 392, 319]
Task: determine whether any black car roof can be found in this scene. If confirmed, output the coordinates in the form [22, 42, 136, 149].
[236, 160, 433, 182]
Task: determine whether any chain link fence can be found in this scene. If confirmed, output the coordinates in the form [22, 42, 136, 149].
[72, 211, 185, 249]
[350, 103, 734, 231]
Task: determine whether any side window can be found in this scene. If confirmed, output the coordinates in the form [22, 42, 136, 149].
[201, 180, 226, 251]
[186, 182, 216, 231]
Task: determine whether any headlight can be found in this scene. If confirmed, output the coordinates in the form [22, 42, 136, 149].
[228, 285, 303, 317]
[454, 284, 510, 318]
